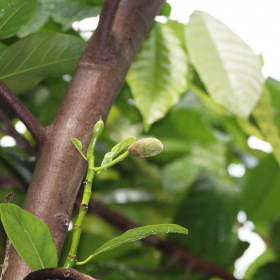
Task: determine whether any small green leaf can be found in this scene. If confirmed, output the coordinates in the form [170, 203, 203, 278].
[101, 136, 136, 166]
[0, 33, 85, 94]
[186, 11, 264, 118]
[0, 0, 38, 39]
[0, 204, 57, 270]
[69, 136, 87, 161]
[77, 224, 188, 265]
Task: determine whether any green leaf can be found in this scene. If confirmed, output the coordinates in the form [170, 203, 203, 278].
[0, 33, 85, 94]
[101, 136, 136, 166]
[126, 22, 189, 131]
[77, 224, 188, 264]
[0, 0, 38, 39]
[0, 204, 57, 270]
[158, 3, 171, 17]
[251, 88, 280, 166]
[69, 136, 87, 160]
[242, 155, 280, 222]
[41, 0, 102, 31]
[185, 11, 264, 118]
[253, 261, 280, 280]
[17, 2, 49, 38]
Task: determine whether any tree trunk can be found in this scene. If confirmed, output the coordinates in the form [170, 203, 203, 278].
[4, 1, 165, 279]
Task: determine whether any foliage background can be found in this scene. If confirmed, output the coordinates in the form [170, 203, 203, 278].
[1, 1, 280, 280]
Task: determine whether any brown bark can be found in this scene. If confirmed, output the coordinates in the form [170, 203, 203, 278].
[4, 0, 165, 279]
[23, 268, 96, 280]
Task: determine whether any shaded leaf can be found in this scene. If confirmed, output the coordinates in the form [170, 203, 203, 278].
[41, 0, 102, 31]
[17, 2, 49, 38]
[186, 11, 264, 118]
[251, 88, 280, 166]
[126, 22, 189, 131]
[69, 136, 87, 160]
[101, 137, 136, 166]
[0, 33, 85, 94]
[0, 0, 38, 39]
[0, 204, 57, 270]
[77, 224, 188, 264]
[253, 261, 280, 280]
[158, 3, 172, 17]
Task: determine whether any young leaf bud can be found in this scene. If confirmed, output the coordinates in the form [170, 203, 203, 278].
[128, 138, 163, 157]
[93, 117, 104, 139]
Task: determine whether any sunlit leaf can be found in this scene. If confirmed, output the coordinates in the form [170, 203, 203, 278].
[77, 224, 188, 264]
[0, 0, 38, 39]
[101, 137, 136, 166]
[126, 22, 189, 131]
[0, 33, 85, 94]
[186, 11, 264, 118]
[0, 204, 57, 270]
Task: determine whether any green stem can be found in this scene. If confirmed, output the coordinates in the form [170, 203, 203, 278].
[93, 150, 129, 172]
[63, 155, 95, 269]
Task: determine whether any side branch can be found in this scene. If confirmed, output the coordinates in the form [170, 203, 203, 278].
[0, 80, 46, 146]
[23, 268, 97, 280]
[85, 199, 237, 280]
[94, 0, 121, 53]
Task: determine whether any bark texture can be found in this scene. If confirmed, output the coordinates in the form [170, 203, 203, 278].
[4, 1, 165, 279]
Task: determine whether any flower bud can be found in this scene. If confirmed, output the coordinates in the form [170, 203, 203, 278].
[128, 138, 163, 157]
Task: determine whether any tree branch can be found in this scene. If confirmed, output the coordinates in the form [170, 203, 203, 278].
[86, 199, 238, 280]
[0, 80, 46, 147]
[0, 107, 36, 156]
[23, 268, 97, 280]
[5, 1, 165, 279]
[0, 175, 28, 191]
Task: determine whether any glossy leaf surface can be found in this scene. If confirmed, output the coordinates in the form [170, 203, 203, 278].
[0, 204, 57, 270]
[0, 33, 85, 94]
[0, 0, 38, 39]
[186, 11, 264, 118]
[78, 224, 188, 264]
[126, 22, 189, 131]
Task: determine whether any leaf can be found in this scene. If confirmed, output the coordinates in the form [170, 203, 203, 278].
[17, 2, 49, 38]
[0, 33, 85, 94]
[41, 0, 102, 31]
[242, 155, 280, 222]
[77, 224, 188, 264]
[253, 261, 280, 280]
[126, 22, 189, 131]
[158, 3, 172, 17]
[251, 88, 280, 166]
[0, 204, 57, 270]
[101, 136, 136, 166]
[185, 11, 264, 118]
[0, 0, 38, 39]
[69, 136, 87, 160]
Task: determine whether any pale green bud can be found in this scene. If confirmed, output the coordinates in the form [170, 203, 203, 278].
[128, 138, 163, 157]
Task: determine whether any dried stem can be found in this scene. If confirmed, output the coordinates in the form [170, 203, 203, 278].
[0, 107, 36, 156]
[0, 80, 46, 146]
[23, 268, 97, 280]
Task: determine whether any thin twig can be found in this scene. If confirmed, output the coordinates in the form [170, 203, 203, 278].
[0, 80, 46, 146]
[0, 175, 28, 191]
[0, 192, 14, 280]
[0, 107, 36, 155]
[93, 0, 121, 55]
[23, 268, 97, 280]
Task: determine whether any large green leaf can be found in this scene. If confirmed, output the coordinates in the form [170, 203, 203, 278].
[41, 0, 102, 31]
[0, 0, 38, 39]
[185, 11, 264, 118]
[253, 261, 280, 280]
[251, 88, 280, 166]
[242, 155, 280, 222]
[170, 173, 240, 267]
[126, 22, 189, 131]
[0, 33, 85, 94]
[77, 224, 188, 264]
[0, 204, 57, 270]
